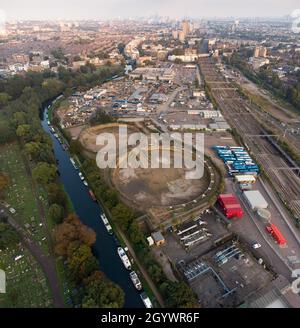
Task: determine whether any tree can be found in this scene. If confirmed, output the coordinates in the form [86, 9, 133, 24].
[128, 222, 145, 246]
[51, 48, 66, 61]
[54, 213, 96, 256]
[69, 140, 82, 155]
[0, 92, 11, 107]
[12, 112, 27, 126]
[0, 222, 20, 249]
[111, 204, 134, 231]
[89, 108, 114, 126]
[73, 55, 82, 62]
[172, 48, 184, 56]
[82, 271, 125, 308]
[166, 282, 199, 308]
[49, 203, 64, 224]
[33, 162, 57, 185]
[67, 243, 99, 281]
[0, 123, 15, 144]
[117, 43, 126, 55]
[25, 142, 41, 160]
[42, 79, 64, 99]
[16, 124, 31, 138]
[47, 183, 68, 209]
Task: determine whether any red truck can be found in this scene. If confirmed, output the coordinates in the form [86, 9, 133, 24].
[266, 224, 286, 246]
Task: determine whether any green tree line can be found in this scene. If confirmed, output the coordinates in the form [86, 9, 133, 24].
[81, 159, 199, 308]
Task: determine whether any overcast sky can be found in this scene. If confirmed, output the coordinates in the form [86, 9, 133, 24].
[1, 0, 299, 20]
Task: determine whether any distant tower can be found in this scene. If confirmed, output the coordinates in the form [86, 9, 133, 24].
[172, 30, 179, 39]
[178, 30, 186, 42]
[259, 47, 267, 58]
[254, 46, 267, 58]
[182, 20, 190, 36]
[253, 46, 260, 58]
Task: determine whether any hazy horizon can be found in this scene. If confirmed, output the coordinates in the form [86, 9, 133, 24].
[1, 0, 299, 21]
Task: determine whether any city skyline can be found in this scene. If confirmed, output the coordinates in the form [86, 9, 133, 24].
[1, 0, 299, 21]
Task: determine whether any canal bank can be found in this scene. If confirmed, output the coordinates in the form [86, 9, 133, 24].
[41, 103, 144, 308]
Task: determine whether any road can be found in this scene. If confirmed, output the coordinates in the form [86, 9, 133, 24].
[224, 180, 292, 279]
[0, 205, 65, 308]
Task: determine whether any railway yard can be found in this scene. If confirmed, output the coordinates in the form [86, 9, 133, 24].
[199, 58, 300, 222]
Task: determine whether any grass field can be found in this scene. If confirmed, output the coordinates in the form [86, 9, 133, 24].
[0, 143, 50, 254]
[0, 244, 53, 308]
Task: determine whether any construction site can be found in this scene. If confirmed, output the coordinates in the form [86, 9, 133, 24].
[77, 121, 222, 229]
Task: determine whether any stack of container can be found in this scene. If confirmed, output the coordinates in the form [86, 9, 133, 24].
[213, 146, 259, 176]
[218, 194, 244, 219]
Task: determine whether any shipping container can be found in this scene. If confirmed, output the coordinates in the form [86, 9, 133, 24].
[235, 175, 256, 184]
[218, 194, 243, 219]
[214, 146, 228, 150]
[230, 147, 244, 150]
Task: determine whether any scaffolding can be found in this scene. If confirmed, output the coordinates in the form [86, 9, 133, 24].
[214, 244, 242, 266]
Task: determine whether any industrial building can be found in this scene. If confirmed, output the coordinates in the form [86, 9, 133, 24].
[129, 66, 174, 82]
[199, 110, 222, 119]
[175, 219, 212, 249]
[151, 231, 166, 246]
[243, 190, 268, 211]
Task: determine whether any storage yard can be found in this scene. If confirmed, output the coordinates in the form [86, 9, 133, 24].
[213, 146, 259, 176]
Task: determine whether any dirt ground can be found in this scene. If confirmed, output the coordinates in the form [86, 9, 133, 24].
[78, 124, 138, 153]
[78, 123, 221, 231]
[114, 164, 210, 209]
[241, 81, 298, 123]
[66, 125, 87, 140]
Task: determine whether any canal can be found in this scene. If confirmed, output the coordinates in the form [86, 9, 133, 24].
[41, 103, 143, 308]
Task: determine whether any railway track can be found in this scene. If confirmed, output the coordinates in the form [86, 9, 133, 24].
[199, 58, 300, 220]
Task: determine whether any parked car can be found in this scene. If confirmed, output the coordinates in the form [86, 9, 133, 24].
[252, 242, 261, 249]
